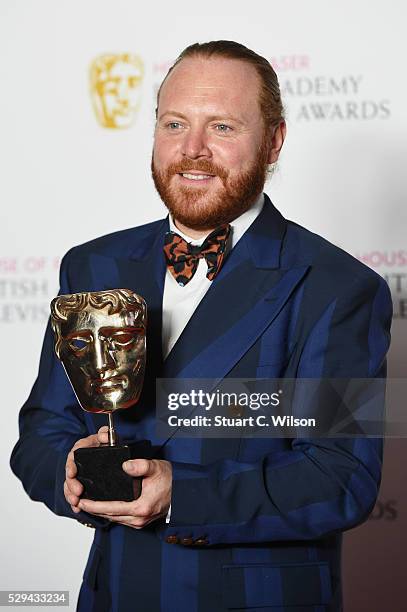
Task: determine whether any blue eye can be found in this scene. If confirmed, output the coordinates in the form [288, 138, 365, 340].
[215, 124, 232, 132]
[168, 122, 182, 129]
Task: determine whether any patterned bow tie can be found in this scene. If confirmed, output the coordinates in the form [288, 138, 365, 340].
[163, 224, 231, 286]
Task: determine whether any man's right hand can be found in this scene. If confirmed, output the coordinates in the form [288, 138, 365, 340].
[64, 426, 108, 513]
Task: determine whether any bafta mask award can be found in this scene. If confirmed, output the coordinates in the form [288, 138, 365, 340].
[50, 289, 150, 502]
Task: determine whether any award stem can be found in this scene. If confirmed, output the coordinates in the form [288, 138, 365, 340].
[107, 412, 117, 447]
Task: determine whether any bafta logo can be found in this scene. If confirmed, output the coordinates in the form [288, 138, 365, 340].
[90, 53, 144, 129]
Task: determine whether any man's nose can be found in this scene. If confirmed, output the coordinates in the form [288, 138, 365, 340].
[93, 339, 114, 373]
[182, 127, 211, 159]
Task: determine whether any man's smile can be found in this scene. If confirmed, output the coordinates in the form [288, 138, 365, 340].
[177, 171, 217, 185]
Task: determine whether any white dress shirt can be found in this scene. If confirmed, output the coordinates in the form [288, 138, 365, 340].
[162, 193, 265, 359]
[162, 193, 265, 524]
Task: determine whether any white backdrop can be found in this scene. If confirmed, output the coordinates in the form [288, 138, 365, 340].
[1, 1, 406, 610]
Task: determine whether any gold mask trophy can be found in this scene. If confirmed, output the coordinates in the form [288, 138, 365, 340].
[51, 289, 150, 501]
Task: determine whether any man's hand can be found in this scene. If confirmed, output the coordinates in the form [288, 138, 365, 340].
[64, 426, 172, 528]
[77, 457, 172, 528]
[64, 427, 107, 514]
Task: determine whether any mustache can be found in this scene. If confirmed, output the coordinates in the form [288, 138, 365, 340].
[164, 159, 228, 181]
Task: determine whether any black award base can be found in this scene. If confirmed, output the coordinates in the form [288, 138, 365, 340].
[74, 440, 152, 502]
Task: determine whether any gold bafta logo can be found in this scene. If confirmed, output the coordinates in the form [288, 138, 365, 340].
[90, 54, 144, 129]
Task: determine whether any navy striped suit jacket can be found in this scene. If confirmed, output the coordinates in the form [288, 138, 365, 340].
[11, 196, 392, 611]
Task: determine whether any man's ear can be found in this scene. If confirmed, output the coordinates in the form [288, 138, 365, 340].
[267, 121, 287, 164]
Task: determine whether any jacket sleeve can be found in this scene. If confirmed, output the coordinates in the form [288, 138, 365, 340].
[10, 250, 108, 529]
[163, 275, 392, 545]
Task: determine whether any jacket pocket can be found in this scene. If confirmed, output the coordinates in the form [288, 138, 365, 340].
[222, 561, 332, 608]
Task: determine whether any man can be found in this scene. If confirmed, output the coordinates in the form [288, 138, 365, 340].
[11, 41, 392, 611]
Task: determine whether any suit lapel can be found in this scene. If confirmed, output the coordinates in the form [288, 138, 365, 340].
[163, 196, 310, 380]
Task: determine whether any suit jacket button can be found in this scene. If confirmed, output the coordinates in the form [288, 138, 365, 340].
[180, 537, 194, 546]
[194, 537, 208, 545]
[165, 535, 179, 544]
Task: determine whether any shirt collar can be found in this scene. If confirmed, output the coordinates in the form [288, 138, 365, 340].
[168, 193, 265, 248]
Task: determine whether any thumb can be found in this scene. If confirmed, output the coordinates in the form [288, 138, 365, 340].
[123, 458, 152, 477]
[97, 426, 109, 444]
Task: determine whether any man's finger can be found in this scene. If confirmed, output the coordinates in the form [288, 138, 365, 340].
[72, 433, 99, 452]
[97, 426, 109, 444]
[78, 499, 134, 516]
[64, 481, 77, 506]
[98, 514, 154, 528]
[66, 476, 83, 498]
[122, 458, 153, 477]
[65, 454, 77, 479]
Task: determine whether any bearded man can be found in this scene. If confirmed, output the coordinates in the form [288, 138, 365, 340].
[11, 41, 392, 612]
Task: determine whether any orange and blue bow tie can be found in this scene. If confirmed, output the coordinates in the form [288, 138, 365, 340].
[163, 224, 231, 286]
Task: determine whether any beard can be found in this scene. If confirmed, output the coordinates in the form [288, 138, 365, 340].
[151, 138, 270, 231]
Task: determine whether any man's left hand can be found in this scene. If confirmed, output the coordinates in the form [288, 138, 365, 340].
[78, 457, 172, 529]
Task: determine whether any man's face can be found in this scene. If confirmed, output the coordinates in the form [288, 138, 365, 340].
[152, 57, 283, 231]
[58, 306, 146, 413]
